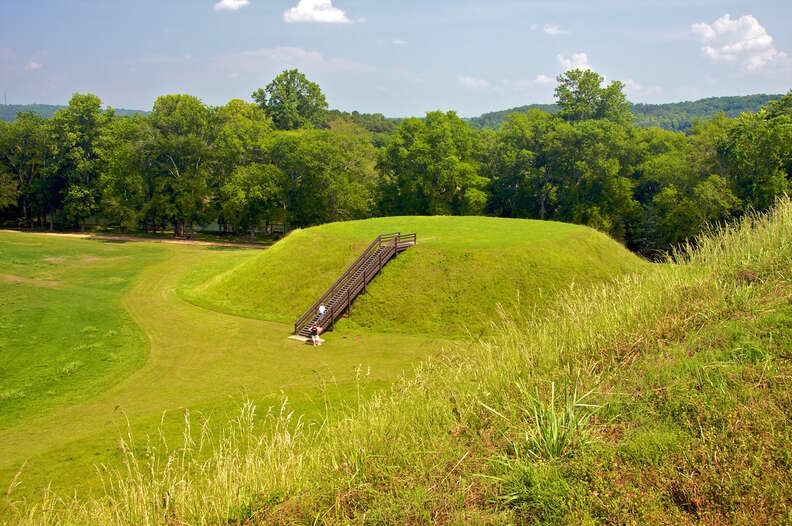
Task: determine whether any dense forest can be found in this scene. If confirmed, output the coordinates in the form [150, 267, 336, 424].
[469, 94, 783, 132]
[0, 68, 790, 257]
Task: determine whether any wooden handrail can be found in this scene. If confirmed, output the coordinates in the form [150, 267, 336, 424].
[294, 235, 382, 330]
[294, 232, 411, 335]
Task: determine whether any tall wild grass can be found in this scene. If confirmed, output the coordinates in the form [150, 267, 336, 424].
[5, 197, 792, 524]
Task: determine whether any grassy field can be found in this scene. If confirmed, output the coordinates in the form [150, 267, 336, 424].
[5, 199, 791, 524]
[0, 232, 439, 502]
[183, 216, 644, 337]
[0, 216, 636, 510]
[0, 235, 168, 429]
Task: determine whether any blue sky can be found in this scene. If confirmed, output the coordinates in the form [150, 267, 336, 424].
[1, 0, 790, 117]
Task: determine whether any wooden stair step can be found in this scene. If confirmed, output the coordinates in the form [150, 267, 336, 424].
[294, 233, 416, 335]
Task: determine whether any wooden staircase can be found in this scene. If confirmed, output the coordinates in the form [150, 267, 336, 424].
[294, 232, 416, 337]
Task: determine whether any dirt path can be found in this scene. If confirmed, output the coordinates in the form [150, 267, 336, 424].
[0, 229, 268, 249]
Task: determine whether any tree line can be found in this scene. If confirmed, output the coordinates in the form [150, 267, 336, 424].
[467, 94, 782, 133]
[1, 68, 790, 255]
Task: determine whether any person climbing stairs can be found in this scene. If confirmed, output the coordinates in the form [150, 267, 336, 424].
[294, 232, 416, 338]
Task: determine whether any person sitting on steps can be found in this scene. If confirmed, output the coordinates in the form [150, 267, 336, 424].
[310, 324, 322, 346]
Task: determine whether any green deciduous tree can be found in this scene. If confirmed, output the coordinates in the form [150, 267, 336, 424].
[765, 90, 792, 119]
[211, 100, 273, 231]
[555, 69, 631, 123]
[555, 120, 639, 239]
[720, 111, 791, 211]
[486, 111, 560, 219]
[221, 163, 283, 242]
[149, 94, 213, 237]
[0, 122, 18, 210]
[0, 172, 16, 210]
[0, 112, 52, 226]
[651, 175, 739, 248]
[378, 111, 488, 216]
[63, 184, 96, 231]
[271, 123, 378, 226]
[252, 69, 328, 130]
[47, 94, 113, 229]
[98, 115, 153, 231]
[51, 93, 109, 187]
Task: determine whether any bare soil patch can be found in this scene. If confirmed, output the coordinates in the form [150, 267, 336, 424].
[3, 274, 60, 288]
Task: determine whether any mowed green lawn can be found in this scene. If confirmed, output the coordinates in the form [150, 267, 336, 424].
[0, 231, 441, 501]
[0, 218, 642, 502]
[184, 216, 645, 337]
[0, 234, 168, 429]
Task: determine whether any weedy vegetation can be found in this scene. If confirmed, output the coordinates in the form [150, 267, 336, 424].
[0, 216, 635, 513]
[4, 197, 791, 524]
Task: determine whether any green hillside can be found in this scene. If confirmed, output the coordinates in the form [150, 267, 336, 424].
[468, 94, 783, 132]
[0, 104, 146, 122]
[0, 217, 640, 507]
[182, 216, 644, 337]
[12, 198, 792, 525]
[4, 94, 781, 132]
[467, 103, 560, 129]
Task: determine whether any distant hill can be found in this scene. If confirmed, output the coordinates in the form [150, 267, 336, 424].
[467, 103, 560, 129]
[468, 94, 784, 132]
[0, 104, 147, 122]
[4, 94, 785, 132]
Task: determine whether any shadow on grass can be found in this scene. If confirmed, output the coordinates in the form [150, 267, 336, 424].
[207, 245, 265, 251]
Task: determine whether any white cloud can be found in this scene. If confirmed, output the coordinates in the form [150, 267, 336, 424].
[24, 61, 42, 71]
[691, 14, 787, 71]
[213, 0, 249, 12]
[543, 24, 568, 36]
[557, 52, 591, 71]
[283, 0, 351, 24]
[622, 78, 643, 91]
[457, 75, 491, 90]
[391, 38, 407, 46]
[530, 23, 568, 35]
[533, 74, 554, 85]
[623, 78, 662, 98]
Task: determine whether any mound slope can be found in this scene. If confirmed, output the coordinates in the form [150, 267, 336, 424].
[183, 216, 645, 336]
